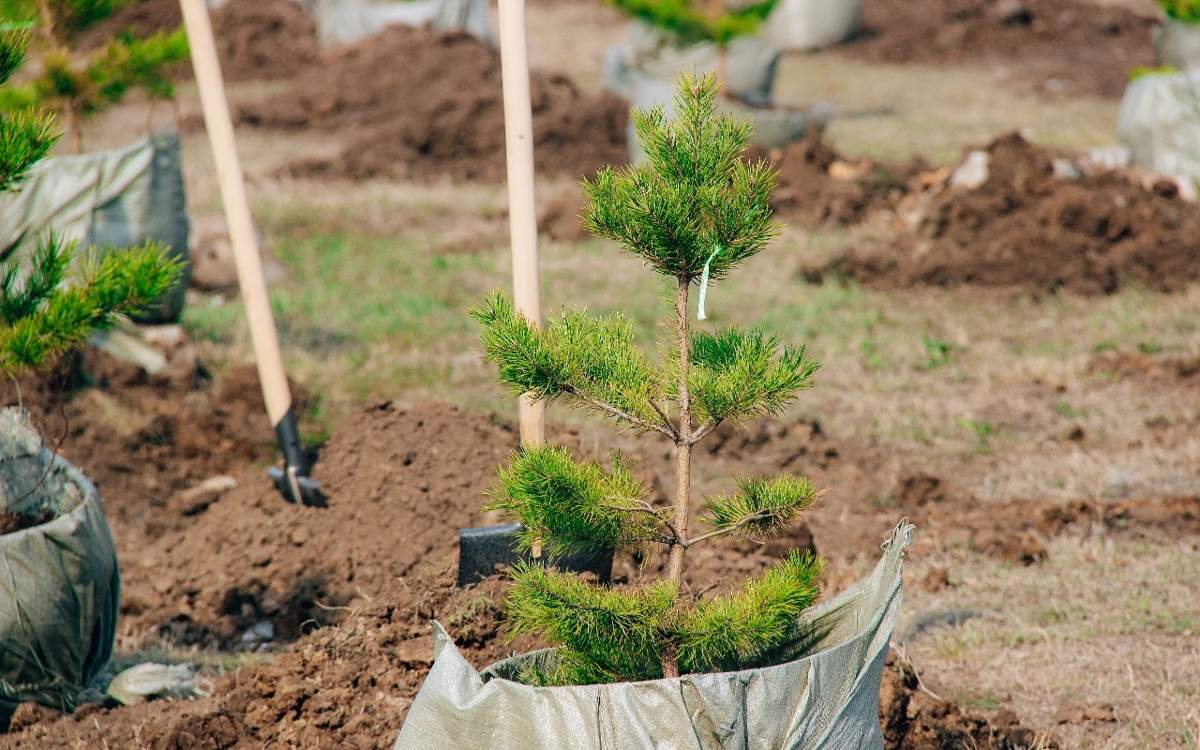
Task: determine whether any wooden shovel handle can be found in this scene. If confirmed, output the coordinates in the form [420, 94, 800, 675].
[179, 0, 292, 426]
[497, 0, 545, 448]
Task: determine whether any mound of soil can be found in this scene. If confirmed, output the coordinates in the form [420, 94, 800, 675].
[814, 133, 1200, 295]
[2, 349, 282, 545]
[753, 131, 926, 227]
[0, 570, 1053, 749]
[77, 0, 318, 82]
[239, 26, 628, 182]
[842, 0, 1157, 98]
[883, 653, 1057, 749]
[118, 401, 520, 648]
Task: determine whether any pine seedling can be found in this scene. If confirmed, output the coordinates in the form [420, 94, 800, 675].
[0, 28, 182, 380]
[474, 74, 823, 683]
[605, 0, 778, 93]
[0, 0, 188, 149]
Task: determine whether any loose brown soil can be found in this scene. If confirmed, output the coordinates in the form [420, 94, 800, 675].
[77, 0, 319, 82]
[0, 511, 52, 536]
[238, 26, 629, 182]
[810, 133, 1200, 295]
[0, 564, 1053, 749]
[118, 401, 519, 649]
[753, 132, 928, 227]
[841, 0, 1158, 98]
[2, 349, 283, 547]
[4, 392, 1191, 747]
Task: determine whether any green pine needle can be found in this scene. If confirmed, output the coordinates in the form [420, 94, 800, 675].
[702, 475, 818, 539]
[0, 240, 183, 377]
[605, 0, 779, 47]
[488, 445, 669, 556]
[506, 562, 677, 684]
[0, 107, 57, 192]
[687, 327, 820, 425]
[582, 74, 779, 282]
[0, 29, 28, 85]
[472, 291, 665, 430]
[678, 550, 823, 672]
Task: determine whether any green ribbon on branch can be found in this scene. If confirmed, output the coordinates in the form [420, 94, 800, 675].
[697, 244, 721, 321]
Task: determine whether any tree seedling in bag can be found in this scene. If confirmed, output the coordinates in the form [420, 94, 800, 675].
[473, 74, 824, 682]
[0, 26, 181, 530]
[0, 0, 189, 149]
[605, 0, 778, 98]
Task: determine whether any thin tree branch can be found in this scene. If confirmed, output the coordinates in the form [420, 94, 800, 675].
[688, 418, 722, 446]
[650, 400, 680, 442]
[683, 510, 772, 548]
[561, 385, 677, 440]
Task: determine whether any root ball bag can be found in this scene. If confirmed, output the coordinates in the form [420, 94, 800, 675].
[0, 409, 120, 723]
[394, 522, 913, 750]
[0, 133, 191, 324]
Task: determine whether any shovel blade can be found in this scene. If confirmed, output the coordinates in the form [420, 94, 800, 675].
[268, 466, 328, 507]
[457, 523, 613, 587]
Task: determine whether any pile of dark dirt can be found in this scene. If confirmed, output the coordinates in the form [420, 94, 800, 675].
[812, 133, 1200, 295]
[0, 573, 1054, 749]
[238, 26, 629, 182]
[1, 349, 282, 545]
[841, 0, 1157, 98]
[0, 564, 527, 749]
[883, 653, 1058, 749]
[752, 131, 927, 227]
[77, 0, 318, 82]
[117, 401, 520, 648]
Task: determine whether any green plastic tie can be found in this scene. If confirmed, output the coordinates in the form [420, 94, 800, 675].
[697, 245, 721, 321]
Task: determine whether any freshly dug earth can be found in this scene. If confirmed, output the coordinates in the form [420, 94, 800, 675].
[0, 571, 1053, 749]
[239, 26, 629, 182]
[813, 133, 1200, 295]
[752, 131, 927, 227]
[117, 401, 520, 648]
[7, 396, 1193, 746]
[842, 0, 1157, 98]
[1, 349, 282, 546]
[77, 0, 319, 82]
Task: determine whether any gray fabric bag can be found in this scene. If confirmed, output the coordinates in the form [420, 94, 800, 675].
[310, 0, 494, 47]
[0, 409, 120, 724]
[0, 132, 191, 324]
[394, 521, 913, 750]
[1117, 71, 1200, 186]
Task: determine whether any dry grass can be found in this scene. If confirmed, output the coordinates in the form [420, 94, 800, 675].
[901, 532, 1200, 749]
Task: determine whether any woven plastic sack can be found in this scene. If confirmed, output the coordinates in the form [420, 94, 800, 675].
[622, 71, 831, 164]
[1117, 71, 1200, 186]
[0, 132, 191, 324]
[310, 0, 493, 47]
[759, 0, 861, 52]
[394, 521, 914, 750]
[603, 22, 780, 106]
[0, 409, 120, 724]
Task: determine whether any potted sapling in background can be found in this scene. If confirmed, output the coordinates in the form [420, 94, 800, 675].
[0, 27, 181, 726]
[394, 75, 912, 749]
[602, 0, 833, 163]
[1117, 0, 1200, 190]
[0, 0, 191, 324]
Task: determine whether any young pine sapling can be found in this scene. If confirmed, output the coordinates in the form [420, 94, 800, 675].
[1, 0, 189, 149]
[474, 74, 823, 683]
[0, 29, 181, 383]
[605, 0, 778, 96]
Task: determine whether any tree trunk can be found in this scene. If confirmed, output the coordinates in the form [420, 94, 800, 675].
[662, 276, 692, 678]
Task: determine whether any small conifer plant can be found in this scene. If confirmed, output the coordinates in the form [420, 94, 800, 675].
[1, 0, 189, 149]
[473, 74, 823, 684]
[0, 28, 180, 380]
[605, 0, 777, 94]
